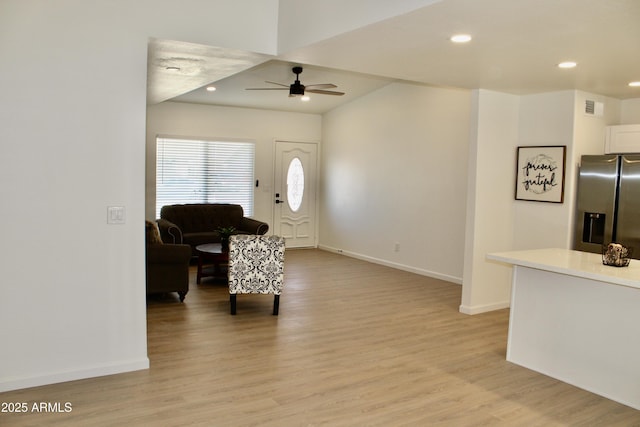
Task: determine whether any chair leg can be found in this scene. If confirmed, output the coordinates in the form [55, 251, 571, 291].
[230, 294, 237, 315]
[273, 295, 280, 316]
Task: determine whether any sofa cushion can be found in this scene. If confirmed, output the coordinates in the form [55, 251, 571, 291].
[160, 203, 244, 233]
[145, 220, 164, 245]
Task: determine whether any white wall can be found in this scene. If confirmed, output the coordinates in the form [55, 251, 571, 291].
[512, 91, 576, 250]
[146, 102, 322, 225]
[0, 0, 279, 392]
[513, 91, 623, 252]
[573, 91, 622, 155]
[461, 90, 519, 314]
[518, 91, 622, 252]
[320, 82, 471, 283]
[621, 98, 640, 123]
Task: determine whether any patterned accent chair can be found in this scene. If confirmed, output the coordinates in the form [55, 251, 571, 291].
[228, 235, 286, 315]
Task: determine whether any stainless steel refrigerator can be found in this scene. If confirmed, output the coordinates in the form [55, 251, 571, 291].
[574, 154, 640, 258]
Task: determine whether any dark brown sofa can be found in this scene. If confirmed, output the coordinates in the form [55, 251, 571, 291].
[157, 203, 269, 254]
[145, 220, 191, 302]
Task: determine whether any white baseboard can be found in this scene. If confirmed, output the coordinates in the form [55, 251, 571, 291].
[459, 301, 510, 315]
[317, 244, 463, 285]
[0, 358, 149, 393]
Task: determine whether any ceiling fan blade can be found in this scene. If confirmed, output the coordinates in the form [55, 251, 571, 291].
[264, 81, 289, 87]
[245, 87, 289, 91]
[307, 89, 345, 96]
[305, 83, 337, 89]
[246, 80, 290, 91]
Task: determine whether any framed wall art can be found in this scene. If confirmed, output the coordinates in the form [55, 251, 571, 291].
[515, 145, 566, 203]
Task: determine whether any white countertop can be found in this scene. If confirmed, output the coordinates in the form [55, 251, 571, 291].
[487, 248, 640, 290]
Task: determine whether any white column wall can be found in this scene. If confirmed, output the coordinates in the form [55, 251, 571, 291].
[460, 90, 519, 314]
[512, 91, 576, 250]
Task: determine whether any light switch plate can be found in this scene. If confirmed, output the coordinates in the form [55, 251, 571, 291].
[107, 206, 126, 224]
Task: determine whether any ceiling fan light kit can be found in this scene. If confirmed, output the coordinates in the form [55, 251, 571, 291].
[246, 66, 345, 98]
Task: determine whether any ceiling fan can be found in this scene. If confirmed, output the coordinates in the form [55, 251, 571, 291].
[246, 66, 345, 97]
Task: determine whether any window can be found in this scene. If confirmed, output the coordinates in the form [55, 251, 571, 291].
[156, 137, 255, 218]
[286, 157, 304, 212]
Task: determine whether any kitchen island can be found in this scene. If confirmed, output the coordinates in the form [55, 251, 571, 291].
[487, 248, 640, 410]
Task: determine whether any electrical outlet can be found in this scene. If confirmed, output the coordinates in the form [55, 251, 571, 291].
[394, 242, 400, 252]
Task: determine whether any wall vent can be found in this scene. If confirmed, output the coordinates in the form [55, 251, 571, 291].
[585, 99, 604, 117]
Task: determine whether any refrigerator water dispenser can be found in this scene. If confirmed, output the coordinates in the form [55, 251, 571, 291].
[582, 212, 605, 244]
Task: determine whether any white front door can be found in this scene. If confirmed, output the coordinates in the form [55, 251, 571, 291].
[273, 141, 318, 248]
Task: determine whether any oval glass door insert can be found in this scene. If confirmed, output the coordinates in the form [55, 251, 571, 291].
[287, 157, 304, 212]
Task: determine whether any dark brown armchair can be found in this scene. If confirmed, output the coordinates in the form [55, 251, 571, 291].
[145, 220, 191, 302]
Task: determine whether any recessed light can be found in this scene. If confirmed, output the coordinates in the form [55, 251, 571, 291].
[629, 81, 640, 87]
[450, 34, 472, 43]
[206, 86, 217, 92]
[165, 66, 181, 71]
[558, 61, 577, 69]
[301, 96, 310, 102]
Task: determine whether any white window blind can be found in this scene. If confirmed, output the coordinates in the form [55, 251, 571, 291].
[156, 137, 255, 218]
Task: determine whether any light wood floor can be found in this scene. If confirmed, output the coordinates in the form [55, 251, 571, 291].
[1, 249, 638, 426]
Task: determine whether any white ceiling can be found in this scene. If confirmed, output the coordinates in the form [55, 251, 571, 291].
[168, 60, 396, 114]
[148, 0, 640, 114]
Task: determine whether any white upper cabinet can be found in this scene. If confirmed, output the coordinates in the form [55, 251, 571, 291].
[605, 125, 640, 153]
